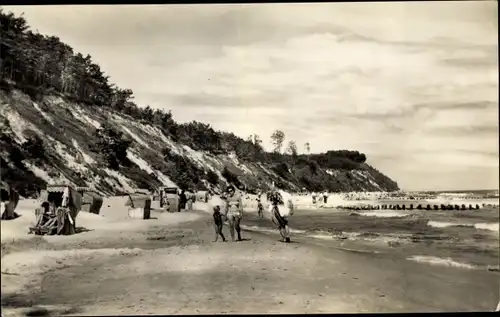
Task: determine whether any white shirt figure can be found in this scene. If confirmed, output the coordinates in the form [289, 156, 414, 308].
[62, 187, 70, 207]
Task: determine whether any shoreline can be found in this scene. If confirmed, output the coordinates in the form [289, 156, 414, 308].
[1, 208, 498, 315]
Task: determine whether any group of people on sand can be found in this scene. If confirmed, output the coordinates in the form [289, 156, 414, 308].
[312, 191, 329, 204]
[212, 185, 293, 243]
[177, 189, 211, 212]
[178, 189, 196, 211]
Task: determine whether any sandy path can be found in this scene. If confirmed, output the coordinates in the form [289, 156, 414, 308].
[2, 207, 499, 316]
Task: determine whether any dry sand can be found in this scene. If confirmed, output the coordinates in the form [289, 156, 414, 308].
[1, 197, 498, 316]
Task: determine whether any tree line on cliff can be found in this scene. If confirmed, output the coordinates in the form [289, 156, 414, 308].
[0, 10, 398, 193]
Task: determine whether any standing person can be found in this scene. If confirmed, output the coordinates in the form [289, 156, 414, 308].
[224, 185, 244, 242]
[269, 190, 292, 243]
[186, 191, 193, 211]
[257, 196, 264, 219]
[219, 190, 228, 224]
[312, 192, 317, 204]
[179, 190, 187, 212]
[323, 191, 329, 204]
[212, 205, 226, 242]
[191, 192, 197, 207]
[186, 191, 195, 211]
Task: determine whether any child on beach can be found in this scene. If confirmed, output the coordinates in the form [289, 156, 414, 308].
[257, 197, 264, 219]
[212, 205, 226, 242]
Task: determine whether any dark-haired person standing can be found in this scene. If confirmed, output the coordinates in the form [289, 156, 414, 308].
[179, 190, 187, 212]
[212, 205, 226, 242]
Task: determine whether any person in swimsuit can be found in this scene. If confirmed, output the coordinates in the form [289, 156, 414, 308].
[257, 196, 264, 219]
[212, 205, 226, 242]
[224, 185, 244, 242]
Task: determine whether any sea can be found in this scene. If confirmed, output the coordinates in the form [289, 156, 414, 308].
[241, 190, 499, 271]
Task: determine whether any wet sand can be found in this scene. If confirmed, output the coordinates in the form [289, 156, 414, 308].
[1, 203, 498, 315]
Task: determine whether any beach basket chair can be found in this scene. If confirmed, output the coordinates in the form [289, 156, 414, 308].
[30, 185, 82, 235]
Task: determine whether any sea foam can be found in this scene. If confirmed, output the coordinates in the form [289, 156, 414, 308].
[427, 221, 473, 228]
[407, 255, 477, 269]
[474, 223, 499, 232]
[427, 221, 499, 232]
[358, 211, 411, 218]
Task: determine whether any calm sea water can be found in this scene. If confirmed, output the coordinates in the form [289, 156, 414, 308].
[242, 205, 499, 270]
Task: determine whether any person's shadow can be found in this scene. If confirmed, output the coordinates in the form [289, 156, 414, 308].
[75, 227, 93, 234]
[277, 239, 299, 244]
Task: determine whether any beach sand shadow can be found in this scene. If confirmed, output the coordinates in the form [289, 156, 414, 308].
[75, 227, 93, 234]
[1, 293, 81, 316]
[277, 239, 300, 244]
[0, 212, 21, 220]
[25, 307, 82, 317]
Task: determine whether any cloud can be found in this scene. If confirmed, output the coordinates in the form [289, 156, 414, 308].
[3, 2, 498, 191]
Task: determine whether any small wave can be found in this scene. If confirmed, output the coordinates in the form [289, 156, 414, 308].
[335, 247, 381, 254]
[358, 211, 412, 218]
[305, 229, 355, 240]
[306, 234, 335, 240]
[357, 234, 407, 245]
[407, 255, 477, 269]
[427, 221, 473, 228]
[427, 221, 499, 232]
[240, 225, 275, 234]
[475, 223, 499, 232]
[240, 225, 306, 234]
[305, 231, 407, 246]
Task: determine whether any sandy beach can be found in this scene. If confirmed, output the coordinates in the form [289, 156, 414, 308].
[1, 2, 498, 315]
[1, 197, 498, 316]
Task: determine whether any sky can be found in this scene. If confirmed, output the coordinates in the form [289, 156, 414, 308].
[3, 2, 498, 191]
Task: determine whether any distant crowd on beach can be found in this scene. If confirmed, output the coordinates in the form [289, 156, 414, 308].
[174, 189, 212, 212]
[311, 192, 329, 204]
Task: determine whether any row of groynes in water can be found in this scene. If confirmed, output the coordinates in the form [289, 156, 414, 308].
[336, 203, 499, 211]
[342, 195, 499, 201]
